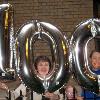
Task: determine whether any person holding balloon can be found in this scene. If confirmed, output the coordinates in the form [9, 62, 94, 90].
[90, 50, 100, 75]
[32, 55, 63, 100]
[80, 50, 100, 100]
[12, 55, 63, 100]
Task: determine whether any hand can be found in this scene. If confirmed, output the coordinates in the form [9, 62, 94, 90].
[76, 96, 84, 100]
[44, 92, 59, 100]
[0, 82, 8, 90]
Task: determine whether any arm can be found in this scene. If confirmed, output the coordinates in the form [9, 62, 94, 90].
[76, 86, 83, 100]
[44, 92, 59, 100]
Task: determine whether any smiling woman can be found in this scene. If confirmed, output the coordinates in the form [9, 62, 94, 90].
[79, 50, 100, 100]
[90, 50, 100, 72]
[34, 56, 51, 77]
[32, 55, 63, 100]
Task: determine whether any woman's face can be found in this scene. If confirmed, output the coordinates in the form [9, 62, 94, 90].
[91, 52, 100, 69]
[37, 61, 50, 76]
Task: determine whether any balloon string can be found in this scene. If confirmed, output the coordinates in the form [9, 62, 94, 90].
[43, 76, 49, 92]
[37, 23, 42, 39]
[91, 21, 97, 37]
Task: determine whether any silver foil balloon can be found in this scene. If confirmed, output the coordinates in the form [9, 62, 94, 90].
[0, 3, 15, 80]
[15, 20, 70, 93]
[70, 19, 100, 94]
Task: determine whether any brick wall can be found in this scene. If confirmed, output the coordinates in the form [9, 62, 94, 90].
[0, 0, 93, 36]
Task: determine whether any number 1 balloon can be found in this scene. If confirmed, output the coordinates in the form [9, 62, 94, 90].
[0, 3, 15, 80]
[70, 19, 100, 94]
[15, 20, 70, 94]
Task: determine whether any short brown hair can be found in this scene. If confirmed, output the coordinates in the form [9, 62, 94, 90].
[90, 50, 100, 58]
[34, 56, 51, 70]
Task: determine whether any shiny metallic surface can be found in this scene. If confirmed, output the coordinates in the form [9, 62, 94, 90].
[0, 3, 15, 80]
[70, 19, 100, 94]
[15, 20, 70, 93]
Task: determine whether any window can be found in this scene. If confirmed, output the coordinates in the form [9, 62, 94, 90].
[93, 0, 100, 18]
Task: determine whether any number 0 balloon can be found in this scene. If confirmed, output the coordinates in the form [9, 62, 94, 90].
[15, 20, 70, 93]
[70, 19, 100, 94]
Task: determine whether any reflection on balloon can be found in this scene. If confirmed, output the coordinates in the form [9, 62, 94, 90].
[70, 19, 100, 94]
[0, 3, 15, 80]
[15, 20, 70, 93]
